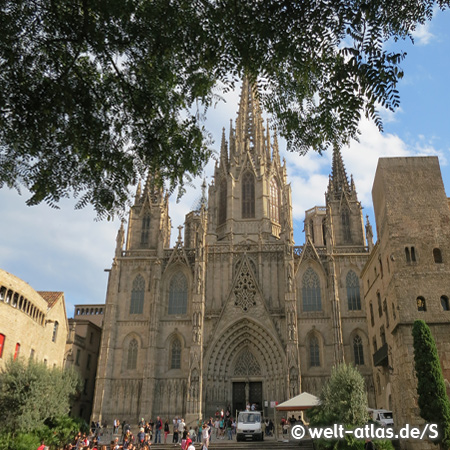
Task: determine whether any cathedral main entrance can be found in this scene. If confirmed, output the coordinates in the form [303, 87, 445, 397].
[232, 381, 263, 414]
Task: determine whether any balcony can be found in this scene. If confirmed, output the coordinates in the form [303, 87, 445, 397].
[373, 342, 389, 367]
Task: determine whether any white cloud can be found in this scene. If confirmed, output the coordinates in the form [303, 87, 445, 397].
[411, 22, 435, 46]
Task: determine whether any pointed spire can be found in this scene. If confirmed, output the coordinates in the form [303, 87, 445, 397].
[235, 75, 266, 163]
[142, 171, 163, 204]
[220, 127, 228, 168]
[266, 119, 271, 162]
[329, 147, 350, 197]
[272, 128, 280, 164]
[134, 180, 142, 205]
[365, 215, 374, 251]
[229, 119, 236, 161]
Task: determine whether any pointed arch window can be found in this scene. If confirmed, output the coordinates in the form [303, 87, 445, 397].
[127, 339, 138, 370]
[309, 336, 320, 367]
[269, 178, 280, 223]
[130, 275, 145, 314]
[168, 272, 188, 315]
[341, 208, 351, 243]
[218, 178, 227, 225]
[141, 214, 151, 247]
[242, 172, 255, 218]
[302, 268, 322, 311]
[346, 270, 361, 310]
[171, 338, 181, 369]
[353, 335, 364, 365]
[52, 321, 59, 342]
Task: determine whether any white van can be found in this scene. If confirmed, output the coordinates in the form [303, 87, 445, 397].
[236, 411, 264, 441]
[368, 408, 394, 427]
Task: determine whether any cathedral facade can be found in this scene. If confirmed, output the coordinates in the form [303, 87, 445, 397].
[92, 79, 375, 425]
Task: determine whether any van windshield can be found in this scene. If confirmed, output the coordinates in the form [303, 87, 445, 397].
[238, 413, 261, 424]
[380, 412, 393, 420]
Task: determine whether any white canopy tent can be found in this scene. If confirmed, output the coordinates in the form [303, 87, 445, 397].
[274, 392, 320, 440]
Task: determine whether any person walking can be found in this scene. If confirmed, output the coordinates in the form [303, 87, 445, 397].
[164, 419, 170, 444]
[154, 416, 162, 444]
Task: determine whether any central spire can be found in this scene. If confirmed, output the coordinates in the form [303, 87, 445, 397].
[235, 76, 267, 164]
[328, 147, 351, 198]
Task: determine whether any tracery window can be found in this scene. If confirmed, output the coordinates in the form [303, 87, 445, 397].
[171, 339, 181, 369]
[234, 348, 261, 376]
[353, 335, 364, 365]
[140, 215, 151, 247]
[309, 336, 320, 367]
[242, 172, 255, 218]
[127, 339, 138, 370]
[302, 268, 322, 311]
[168, 272, 188, 315]
[130, 275, 145, 314]
[341, 208, 351, 243]
[269, 178, 280, 223]
[346, 270, 361, 310]
[218, 178, 227, 225]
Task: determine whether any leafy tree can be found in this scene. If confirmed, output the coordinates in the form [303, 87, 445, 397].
[309, 363, 394, 450]
[412, 319, 450, 449]
[0, 358, 82, 434]
[1, 0, 449, 216]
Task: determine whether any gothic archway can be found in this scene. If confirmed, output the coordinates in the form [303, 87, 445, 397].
[203, 318, 286, 417]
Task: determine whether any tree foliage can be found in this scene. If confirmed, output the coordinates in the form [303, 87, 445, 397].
[412, 319, 450, 449]
[1, 0, 449, 216]
[0, 358, 82, 434]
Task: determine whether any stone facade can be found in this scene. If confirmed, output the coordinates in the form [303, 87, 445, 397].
[65, 304, 103, 423]
[0, 268, 68, 369]
[361, 156, 450, 450]
[92, 79, 374, 425]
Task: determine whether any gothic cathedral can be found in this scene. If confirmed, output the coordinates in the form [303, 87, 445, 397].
[92, 78, 375, 424]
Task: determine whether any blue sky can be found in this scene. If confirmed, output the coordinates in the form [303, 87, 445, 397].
[1, 10, 450, 318]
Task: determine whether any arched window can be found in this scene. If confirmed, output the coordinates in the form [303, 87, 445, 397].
[168, 272, 188, 315]
[218, 178, 227, 225]
[346, 270, 361, 310]
[130, 275, 145, 314]
[171, 339, 181, 369]
[269, 178, 280, 223]
[417, 296, 426, 312]
[309, 336, 320, 367]
[433, 248, 443, 264]
[127, 339, 138, 370]
[441, 296, 450, 311]
[52, 321, 59, 342]
[302, 268, 322, 311]
[353, 335, 364, 365]
[322, 219, 327, 246]
[140, 214, 151, 247]
[242, 172, 255, 219]
[341, 208, 351, 243]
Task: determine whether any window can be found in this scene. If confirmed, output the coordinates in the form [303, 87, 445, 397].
[353, 335, 364, 365]
[84, 379, 88, 395]
[130, 275, 145, 314]
[309, 336, 320, 367]
[171, 339, 181, 369]
[269, 178, 280, 223]
[322, 219, 327, 246]
[218, 178, 227, 225]
[433, 248, 443, 264]
[377, 292, 382, 317]
[441, 296, 450, 311]
[383, 299, 389, 328]
[127, 339, 138, 370]
[411, 246, 416, 262]
[90, 332, 94, 344]
[346, 270, 361, 310]
[405, 247, 411, 263]
[417, 296, 426, 312]
[380, 325, 386, 346]
[14, 343, 20, 360]
[309, 219, 314, 242]
[369, 302, 374, 327]
[302, 268, 322, 311]
[86, 353, 92, 370]
[372, 336, 377, 352]
[140, 215, 151, 247]
[168, 272, 188, 315]
[0, 286, 5, 301]
[341, 209, 351, 243]
[75, 348, 81, 365]
[242, 172, 255, 219]
[52, 321, 59, 343]
[0, 334, 5, 358]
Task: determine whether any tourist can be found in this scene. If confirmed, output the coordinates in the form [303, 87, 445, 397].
[164, 419, 170, 444]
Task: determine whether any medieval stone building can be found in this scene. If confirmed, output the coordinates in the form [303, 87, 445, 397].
[92, 79, 374, 425]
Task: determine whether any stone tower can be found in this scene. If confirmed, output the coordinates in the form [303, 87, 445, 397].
[92, 79, 374, 426]
[362, 156, 450, 450]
